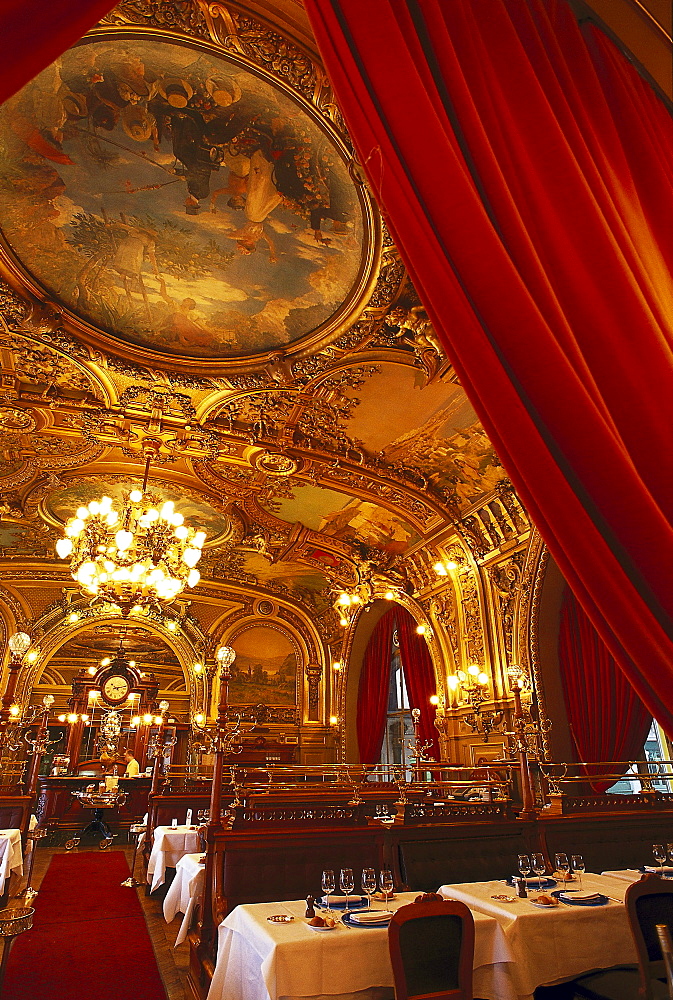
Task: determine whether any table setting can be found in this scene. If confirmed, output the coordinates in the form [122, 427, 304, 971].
[439, 852, 637, 1000]
[205, 868, 510, 1000]
[147, 823, 202, 892]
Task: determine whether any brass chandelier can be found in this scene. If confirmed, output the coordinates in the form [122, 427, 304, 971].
[55, 456, 206, 615]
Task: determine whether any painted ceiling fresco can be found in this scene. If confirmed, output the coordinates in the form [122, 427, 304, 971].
[259, 482, 419, 554]
[0, 37, 365, 359]
[41, 475, 231, 547]
[344, 364, 506, 505]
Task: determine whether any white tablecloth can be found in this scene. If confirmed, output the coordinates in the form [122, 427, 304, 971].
[601, 869, 643, 884]
[440, 873, 636, 1000]
[0, 829, 23, 890]
[163, 852, 205, 946]
[147, 825, 202, 891]
[206, 893, 511, 1000]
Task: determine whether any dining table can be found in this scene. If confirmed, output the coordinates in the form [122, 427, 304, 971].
[439, 872, 638, 999]
[0, 828, 24, 892]
[206, 891, 514, 1000]
[147, 824, 203, 892]
[163, 852, 205, 946]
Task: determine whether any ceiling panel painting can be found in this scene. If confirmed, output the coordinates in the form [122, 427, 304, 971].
[40, 475, 231, 547]
[0, 36, 368, 360]
[259, 482, 419, 555]
[343, 364, 506, 505]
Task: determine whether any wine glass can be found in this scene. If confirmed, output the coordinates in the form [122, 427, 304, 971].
[517, 854, 531, 886]
[666, 843, 673, 878]
[555, 853, 570, 881]
[362, 868, 376, 910]
[653, 844, 666, 878]
[322, 869, 335, 915]
[531, 853, 546, 884]
[380, 868, 394, 908]
[340, 868, 355, 913]
[571, 854, 585, 889]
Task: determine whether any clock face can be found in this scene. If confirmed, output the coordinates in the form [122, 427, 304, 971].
[102, 675, 131, 704]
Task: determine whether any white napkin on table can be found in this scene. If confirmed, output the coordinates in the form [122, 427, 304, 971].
[350, 910, 393, 924]
[560, 890, 600, 902]
[645, 866, 673, 873]
[322, 894, 363, 905]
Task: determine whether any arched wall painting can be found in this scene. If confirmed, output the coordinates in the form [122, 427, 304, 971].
[230, 626, 297, 706]
[0, 37, 366, 359]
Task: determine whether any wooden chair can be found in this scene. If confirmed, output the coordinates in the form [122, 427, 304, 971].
[573, 874, 673, 1000]
[388, 898, 474, 1000]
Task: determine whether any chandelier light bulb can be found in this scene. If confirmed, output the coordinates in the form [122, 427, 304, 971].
[56, 538, 73, 558]
[9, 705, 20, 717]
[468, 664, 480, 676]
[143, 713, 153, 724]
[130, 490, 143, 502]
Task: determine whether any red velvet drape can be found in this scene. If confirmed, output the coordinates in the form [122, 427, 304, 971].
[558, 586, 652, 792]
[395, 608, 439, 761]
[0, 2, 114, 107]
[357, 609, 397, 763]
[305, 0, 673, 734]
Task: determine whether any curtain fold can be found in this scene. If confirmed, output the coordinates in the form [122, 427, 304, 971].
[558, 586, 652, 793]
[304, 0, 673, 733]
[356, 609, 397, 764]
[0, 2, 114, 107]
[395, 608, 439, 761]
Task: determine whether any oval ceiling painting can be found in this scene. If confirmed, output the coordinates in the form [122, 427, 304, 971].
[0, 37, 368, 360]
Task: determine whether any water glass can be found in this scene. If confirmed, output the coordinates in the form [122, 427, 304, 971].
[322, 869, 335, 914]
[571, 854, 585, 889]
[666, 843, 673, 876]
[380, 868, 394, 906]
[555, 853, 570, 878]
[340, 868, 355, 913]
[362, 867, 376, 909]
[653, 844, 666, 877]
[531, 853, 546, 881]
[518, 854, 531, 881]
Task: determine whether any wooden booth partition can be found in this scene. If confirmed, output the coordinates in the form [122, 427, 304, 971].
[0, 794, 33, 838]
[537, 808, 673, 875]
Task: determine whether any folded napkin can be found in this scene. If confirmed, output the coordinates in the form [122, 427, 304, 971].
[560, 890, 600, 902]
[350, 910, 393, 924]
[322, 894, 363, 905]
[644, 866, 673, 873]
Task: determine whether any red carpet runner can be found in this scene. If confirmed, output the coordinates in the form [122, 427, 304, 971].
[3, 850, 168, 999]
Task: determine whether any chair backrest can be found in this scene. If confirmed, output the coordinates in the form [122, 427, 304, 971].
[655, 924, 673, 1000]
[626, 874, 673, 1000]
[388, 899, 474, 1000]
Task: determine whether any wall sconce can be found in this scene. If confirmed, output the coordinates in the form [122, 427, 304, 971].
[329, 715, 339, 727]
[193, 662, 203, 674]
[332, 661, 342, 673]
[447, 666, 503, 742]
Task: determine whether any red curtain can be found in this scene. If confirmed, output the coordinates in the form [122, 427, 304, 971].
[395, 608, 439, 761]
[356, 609, 397, 763]
[558, 586, 652, 792]
[305, 0, 673, 734]
[0, 1, 114, 107]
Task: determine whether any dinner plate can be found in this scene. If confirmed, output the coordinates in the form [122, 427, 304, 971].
[321, 898, 367, 910]
[307, 922, 338, 931]
[529, 900, 560, 909]
[506, 877, 556, 889]
[342, 911, 393, 928]
[551, 890, 609, 907]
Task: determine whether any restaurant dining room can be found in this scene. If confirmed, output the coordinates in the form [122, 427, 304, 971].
[0, 0, 671, 997]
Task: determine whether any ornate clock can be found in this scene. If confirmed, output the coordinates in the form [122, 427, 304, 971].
[101, 674, 131, 705]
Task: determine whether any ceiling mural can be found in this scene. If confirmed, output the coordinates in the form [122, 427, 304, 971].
[39, 474, 232, 547]
[343, 363, 507, 506]
[0, 35, 369, 361]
